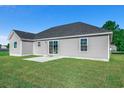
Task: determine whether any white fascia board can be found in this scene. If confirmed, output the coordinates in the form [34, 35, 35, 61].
[36, 32, 113, 41]
[8, 31, 22, 41]
[19, 32, 112, 41]
[8, 31, 14, 40]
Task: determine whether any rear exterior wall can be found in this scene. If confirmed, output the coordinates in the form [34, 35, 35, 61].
[33, 34, 109, 61]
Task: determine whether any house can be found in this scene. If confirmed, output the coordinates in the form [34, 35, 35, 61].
[0, 45, 7, 49]
[0, 44, 8, 51]
[0, 45, 8, 50]
[8, 22, 112, 61]
[110, 44, 117, 52]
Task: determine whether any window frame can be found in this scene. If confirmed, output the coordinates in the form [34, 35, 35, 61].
[80, 38, 88, 52]
[14, 41, 17, 48]
[48, 40, 59, 54]
[38, 42, 41, 47]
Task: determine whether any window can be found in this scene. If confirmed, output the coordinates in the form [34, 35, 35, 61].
[54, 41, 58, 54]
[49, 41, 58, 54]
[80, 38, 87, 51]
[38, 42, 41, 47]
[14, 42, 17, 48]
[49, 41, 53, 54]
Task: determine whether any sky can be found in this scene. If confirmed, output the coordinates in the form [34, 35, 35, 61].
[0, 5, 124, 45]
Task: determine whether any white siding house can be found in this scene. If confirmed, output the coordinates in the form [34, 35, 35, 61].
[9, 31, 22, 56]
[8, 22, 112, 61]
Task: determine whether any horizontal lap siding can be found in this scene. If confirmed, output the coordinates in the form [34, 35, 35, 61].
[33, 35, 109, 60]
[33, 41, 48, 55]
[22, 41, 33, 55]
[59, 35, 109, 60]
[9, 32, 22, 56]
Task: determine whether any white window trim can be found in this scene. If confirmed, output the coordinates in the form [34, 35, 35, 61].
[38, 41, 41, 47]
[14, 41, 17, 48]
[79, 38, 88, 52]
[48, 40, 59, 55]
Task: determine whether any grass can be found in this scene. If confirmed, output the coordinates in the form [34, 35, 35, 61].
[112, 51, 124, 54]
[0, 52, 124, 87]
[0, 51, 9, 56]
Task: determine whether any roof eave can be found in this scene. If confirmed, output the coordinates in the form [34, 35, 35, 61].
[35, 31, 112, 41]
[12, 30, 112, 41]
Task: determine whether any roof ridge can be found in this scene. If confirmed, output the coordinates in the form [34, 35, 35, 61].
[78, 22, 111, 32]
[13, 29, 36, 39]
[36, 22, 83, 34]
[12, 22, 111, 39]
[13, 29, 36, 34]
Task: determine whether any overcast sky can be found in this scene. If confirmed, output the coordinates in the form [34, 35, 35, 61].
[0, 5, 124, 45]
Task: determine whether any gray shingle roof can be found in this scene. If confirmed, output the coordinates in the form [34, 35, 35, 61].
[13, 30, 36, 39]
[13, 22, 111, 39]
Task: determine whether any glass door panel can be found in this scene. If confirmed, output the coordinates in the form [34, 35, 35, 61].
[49, 41, 58, 54]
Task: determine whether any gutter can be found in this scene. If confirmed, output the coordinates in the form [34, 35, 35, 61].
[20, 32, 113, 41]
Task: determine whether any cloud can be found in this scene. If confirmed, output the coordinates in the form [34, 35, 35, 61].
[0, 35, 8, 45]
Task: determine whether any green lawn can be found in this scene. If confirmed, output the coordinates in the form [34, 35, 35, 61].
[0, 51, 9, 56]
[0, 53, 124, 88]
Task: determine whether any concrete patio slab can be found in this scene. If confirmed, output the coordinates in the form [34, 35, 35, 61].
[24, 56, 64, 62]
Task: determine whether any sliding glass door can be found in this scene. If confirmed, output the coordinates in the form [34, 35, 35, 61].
[49, 41, 58, 54]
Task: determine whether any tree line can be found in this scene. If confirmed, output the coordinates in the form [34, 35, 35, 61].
[102, 20, 124, 51]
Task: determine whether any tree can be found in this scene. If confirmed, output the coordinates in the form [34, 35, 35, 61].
[102, 20, 119, 44]
[0, 44, 1, 49]
[102, 20, 124, 51]
[116, 29, 124, 51]
[6, 43, 9, 49]
[102, 20, 119, 31]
